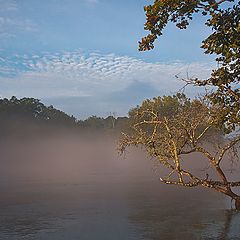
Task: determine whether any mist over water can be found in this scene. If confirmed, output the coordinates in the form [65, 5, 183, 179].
[0, 134, 239, 240]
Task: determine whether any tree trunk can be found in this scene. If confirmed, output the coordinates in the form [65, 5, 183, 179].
[235, 197, 240, 211]
[218, 188, 240, 211]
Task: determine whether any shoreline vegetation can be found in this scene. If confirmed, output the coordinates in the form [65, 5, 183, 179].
[0, 96, 129, 138]
[1, 95, 239, 210]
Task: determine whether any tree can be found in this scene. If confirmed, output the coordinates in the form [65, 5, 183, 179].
[119, 0, 240, 209]
[82, 116, 105, 129]
[108, 112, 117, 129]
[119, 94, 240, 209]
[0, 97, 78, 134]
[139, 0, 240, 132]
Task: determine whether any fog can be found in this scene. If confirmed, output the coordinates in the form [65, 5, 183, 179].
[0, 134, 154, 185]
[0, 134, 239, 239]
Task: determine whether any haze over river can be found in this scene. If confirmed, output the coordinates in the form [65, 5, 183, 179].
[0, 135, 239, 240]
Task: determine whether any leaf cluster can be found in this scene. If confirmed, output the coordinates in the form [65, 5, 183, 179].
[139, 0, 240, 132]
[119, 94, 215, 160]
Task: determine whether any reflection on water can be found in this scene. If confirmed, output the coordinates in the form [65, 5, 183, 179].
[0, 136, 239, 240]
[129, 195, 240, 240]
[218, 210, 240, 240]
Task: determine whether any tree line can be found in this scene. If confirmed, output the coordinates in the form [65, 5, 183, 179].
[0, 96, 129, 135]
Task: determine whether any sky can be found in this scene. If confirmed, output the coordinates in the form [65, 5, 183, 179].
[0, 0, 216, 119]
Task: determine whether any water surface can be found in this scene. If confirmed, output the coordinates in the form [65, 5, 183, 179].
[0, 136, 239, 240]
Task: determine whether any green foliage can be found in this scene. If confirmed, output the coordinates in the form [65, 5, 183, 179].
[129, 93, 190, 119]
[139, 0, 240, 132]
[119, 95, 240, 204]
[139, 0, 237, 51]
[0, 97, 130, 135]
[80, 115, 129, 131]
[123, 94, 216, 154]
[0, 96, 77, 126]
[81, 116, 105, 129]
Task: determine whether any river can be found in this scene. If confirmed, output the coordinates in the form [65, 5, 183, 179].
[0, 135, 239, 240]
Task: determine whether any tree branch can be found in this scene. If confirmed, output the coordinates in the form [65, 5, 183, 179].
[217, 135, 240, 164]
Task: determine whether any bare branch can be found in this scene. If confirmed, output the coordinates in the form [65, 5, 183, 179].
[217, 135, 240, 164]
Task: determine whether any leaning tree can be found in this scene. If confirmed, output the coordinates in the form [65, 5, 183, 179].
[119, 94, 240, 209]
[120, 0, 240, 209]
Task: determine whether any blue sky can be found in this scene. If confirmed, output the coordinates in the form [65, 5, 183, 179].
[0, 0, 215, 118]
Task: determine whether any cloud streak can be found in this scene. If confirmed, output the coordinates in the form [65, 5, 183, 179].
[0, 50, 215, 117]
[0, 0, 17, 12]
[0, 0, 37, 39]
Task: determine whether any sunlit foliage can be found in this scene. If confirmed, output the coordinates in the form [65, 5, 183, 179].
[119, 94, 240, 209]
[139, 0, 240, 132]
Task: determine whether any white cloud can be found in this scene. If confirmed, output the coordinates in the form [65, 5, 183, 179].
[0, 50, 215, 101]
[0, 16, 36, 32]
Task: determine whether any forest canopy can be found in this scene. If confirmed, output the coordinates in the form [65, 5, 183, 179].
[0, 96, 129, 136]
